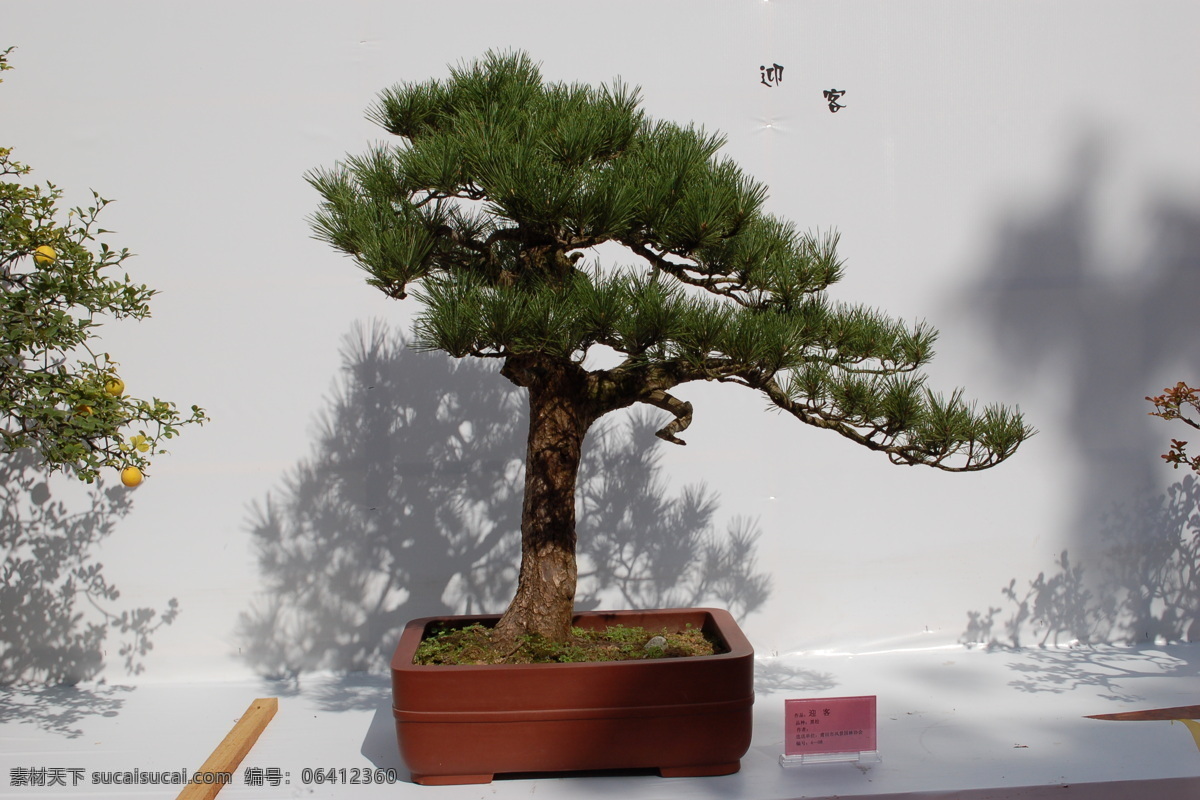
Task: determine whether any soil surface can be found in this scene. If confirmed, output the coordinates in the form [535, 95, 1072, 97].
[413, 623, 721, 665]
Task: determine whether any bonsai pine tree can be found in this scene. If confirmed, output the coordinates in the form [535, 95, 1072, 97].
[1, 48, 207, 484]
[308, 51, 1033, 644]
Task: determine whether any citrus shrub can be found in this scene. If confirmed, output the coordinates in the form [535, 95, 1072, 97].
[0, 47, 206, 484]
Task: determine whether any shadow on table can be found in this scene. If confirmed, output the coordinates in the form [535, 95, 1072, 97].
[0, 683, 134, 739]
[754, 659, 838, 696]
[361, 699, 407, 773]
[999, 644, 1200, 701]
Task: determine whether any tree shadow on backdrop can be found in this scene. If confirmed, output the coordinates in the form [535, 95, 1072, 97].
[752, 659, 838, 696]
[960, 133, 1200, 686]
[0, 448, 178, 735]
[238, 321, 770, 680]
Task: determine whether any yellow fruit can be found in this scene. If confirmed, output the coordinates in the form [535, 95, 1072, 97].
[33, 245, 57, 265]
[120, 466, 144, 487]
[105, 377, 125, 396]
[75, 405, 94, 415]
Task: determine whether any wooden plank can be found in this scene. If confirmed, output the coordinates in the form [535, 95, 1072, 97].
[176, 697, 278, 800]
[1086, 704, 1200, 721]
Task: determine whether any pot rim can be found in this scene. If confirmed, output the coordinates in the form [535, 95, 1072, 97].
[391, 607, 752, 672]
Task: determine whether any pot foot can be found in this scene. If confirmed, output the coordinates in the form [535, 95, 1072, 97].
[411, 773, 493, 786]
[659, 761, 740, 778]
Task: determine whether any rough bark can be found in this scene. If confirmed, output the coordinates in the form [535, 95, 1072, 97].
[495, 355, 594, 643]
[493, 355, 706, 643]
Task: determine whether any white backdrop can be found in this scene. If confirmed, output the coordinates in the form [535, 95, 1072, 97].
[3, 1, 1198, 684]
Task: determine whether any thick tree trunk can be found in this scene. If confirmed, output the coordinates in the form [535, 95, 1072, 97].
[495, 355, 593, 644]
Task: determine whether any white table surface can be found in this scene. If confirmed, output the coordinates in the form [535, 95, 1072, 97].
[3, 643, 1200, 799]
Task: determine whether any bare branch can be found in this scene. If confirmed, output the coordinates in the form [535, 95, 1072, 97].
[641, 389, 693, 445]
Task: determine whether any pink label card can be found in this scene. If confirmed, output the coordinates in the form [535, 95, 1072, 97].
[784, 695, 877, 756]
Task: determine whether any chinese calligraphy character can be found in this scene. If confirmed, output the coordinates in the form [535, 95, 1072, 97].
[760, 64, 784, 87]
[823, 89, 846, 112]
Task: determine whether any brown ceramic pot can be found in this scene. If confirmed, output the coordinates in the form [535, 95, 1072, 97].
[390, 607, 754, 785]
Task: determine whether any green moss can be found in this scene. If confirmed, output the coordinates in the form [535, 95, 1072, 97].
[413, 622, 720, 665]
